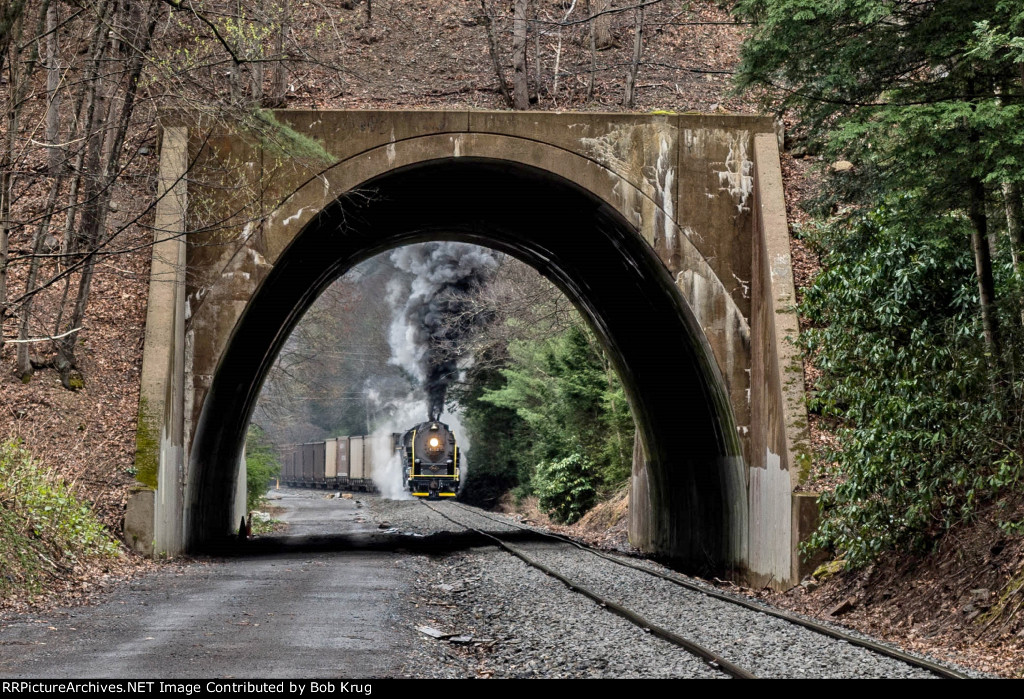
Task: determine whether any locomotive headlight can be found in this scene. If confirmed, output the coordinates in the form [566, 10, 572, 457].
[429, 437, 440, 448]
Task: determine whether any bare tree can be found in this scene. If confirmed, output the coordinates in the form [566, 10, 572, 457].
[592, 0, 615, 49]
[44, 0, 61, 174]
[586, 0, 597, 100]
[1, 0, 46, 354]
[0, 0, 346, 388]
[623, 4, 644, 107]
[480, 0, 513, 107]
[266, 0, 289, 107]
[46, 1, 160, 386]
[513, 0, 529, 109]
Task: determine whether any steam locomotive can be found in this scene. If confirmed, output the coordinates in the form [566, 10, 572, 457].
[398, 420, 460, 499]
[278, 420, 461, 499]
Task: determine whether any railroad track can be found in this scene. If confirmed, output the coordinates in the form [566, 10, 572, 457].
[419, 499, 969, 680]
[420, 499, 753, 678]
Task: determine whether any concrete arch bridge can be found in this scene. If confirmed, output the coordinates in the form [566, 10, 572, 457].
[126, 110, 814, 588]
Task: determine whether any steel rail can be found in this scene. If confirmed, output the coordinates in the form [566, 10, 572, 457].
[420, 500, 757, 679]
[446, 501, 970, 680]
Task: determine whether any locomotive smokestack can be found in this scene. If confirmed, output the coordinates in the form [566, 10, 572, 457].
[387, 242, 500, 418]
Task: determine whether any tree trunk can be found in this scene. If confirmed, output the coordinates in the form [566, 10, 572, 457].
[55, 0, 159, 387]
[623, 5, 643, 107]
[0, 0, 28, 69]
[50, 0, 108, 348]
[229, 1, 243, 106]
[1003, 181, 1024, 328]
[480, 0, 512, 107]
[1, 0, 47, 348]
[586, 0, 596, 100]
[56, 91, 105, 384]
[968, 177, 1002, 375]
[101, 1, 128, 162]
[45, 0, 61, 174]
[249, 57, 264, 106]
[592, 0, 614, 50]
[0, 172, 9, 340]
[1, 81, 15, 335]
[266, 0, 288, 107]
[0, 5, 25, 343]
[229, 62, 243, 106]
[60, 0, 110, 257]
[17, 175, 63, 379]
[513, 0, 529, 109]
[1003, 182, 1023, 273]
[532, 3, 540, 103]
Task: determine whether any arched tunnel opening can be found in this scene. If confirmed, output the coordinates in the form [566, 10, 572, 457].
[187, 158, 744, 574]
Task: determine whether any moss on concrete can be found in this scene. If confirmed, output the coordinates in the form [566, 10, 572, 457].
[793, 447, 813, 483]
[134, 396, 159, 489]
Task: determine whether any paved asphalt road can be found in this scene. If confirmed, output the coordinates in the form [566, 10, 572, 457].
[0, 490, 419, 678]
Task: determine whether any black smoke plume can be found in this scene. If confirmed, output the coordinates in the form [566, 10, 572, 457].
[387, 243, 501, 420]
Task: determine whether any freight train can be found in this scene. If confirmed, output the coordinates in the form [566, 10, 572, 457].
[279, 434, 383, 492]
[278, 420, 460, 499]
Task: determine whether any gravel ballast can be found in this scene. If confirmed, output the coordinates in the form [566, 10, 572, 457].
[375, 498, 721, 678]
[370, 497, 979, 679]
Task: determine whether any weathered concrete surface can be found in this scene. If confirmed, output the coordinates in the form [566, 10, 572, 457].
[793, 491, 827, 579]
[128, 126, 249, 556]
[126, 126, 187, 557]
[131, 110, 809, 587]
[122, 487, 153, 554]
[749, 133, 812, 586]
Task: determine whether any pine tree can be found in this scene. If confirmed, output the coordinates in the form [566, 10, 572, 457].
[736, 0, 1024, 372]
[734, 0, 1024, 563]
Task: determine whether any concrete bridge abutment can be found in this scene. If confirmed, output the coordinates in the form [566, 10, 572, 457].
[126, 110, 812, 587]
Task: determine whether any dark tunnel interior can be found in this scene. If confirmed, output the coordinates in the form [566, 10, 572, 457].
[187, 157, 743, 573]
